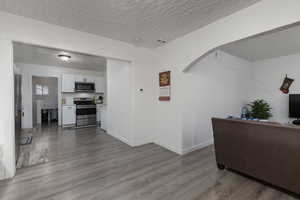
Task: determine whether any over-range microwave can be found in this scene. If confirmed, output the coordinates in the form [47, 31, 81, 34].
[75, 82, 95, 93]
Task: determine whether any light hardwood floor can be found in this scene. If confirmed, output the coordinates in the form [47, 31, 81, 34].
[0, 126, 298, 200]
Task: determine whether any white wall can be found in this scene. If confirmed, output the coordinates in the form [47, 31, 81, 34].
[154, 0, 300, 154]
[155, 66, 183, 154]
[0, 40, 15, 179]
[181, 50, 300, 155]
[106, 59, 133, 145]
[181, 51, 251, 154]
[16, 63, 105, 129]
[154, 51, 251, 154]
[131, 51, 157, 146]
[248, 53, 300, 123]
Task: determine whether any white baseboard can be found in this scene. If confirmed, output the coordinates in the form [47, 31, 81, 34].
[106, 130, 134, 147]
[106, 131, 213, 156]
[0, 162, 15, 180]
[106, 131, 163, 148]
[0, 166, 6, 180]
[181, 139, 214, 155]
[154, 141, 182, 155]
[131, 140, 152, 147]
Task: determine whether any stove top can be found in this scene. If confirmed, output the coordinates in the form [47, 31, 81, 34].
[74, 98, 95, 105]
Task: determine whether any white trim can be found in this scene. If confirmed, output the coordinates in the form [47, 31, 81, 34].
[154, 141, 182, 155]
[131, 139, 152, 147]
[106, 131, 134, 147]
[181, 139, 214, 155]
[106, 131, 153, 147]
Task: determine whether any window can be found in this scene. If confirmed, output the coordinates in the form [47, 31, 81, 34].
[36, 85, 49, 96]
[43, 86, 49, 95]
[35, 85, 43, 95]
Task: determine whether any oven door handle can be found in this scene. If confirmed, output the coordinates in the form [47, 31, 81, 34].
[76, 105, 96, 109]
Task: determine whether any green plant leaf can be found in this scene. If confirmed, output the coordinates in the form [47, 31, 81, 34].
[248, 99, 272, 119]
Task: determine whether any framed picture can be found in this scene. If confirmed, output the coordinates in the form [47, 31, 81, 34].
[159, 71, 171, 87]
[159, 71, 171, 101]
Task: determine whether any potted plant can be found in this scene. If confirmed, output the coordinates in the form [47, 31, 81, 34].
[248, 99, 272, 120]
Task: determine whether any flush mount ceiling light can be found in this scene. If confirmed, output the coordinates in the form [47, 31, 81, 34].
[157, 39, 167, 44]
[58, 54, 71, 62]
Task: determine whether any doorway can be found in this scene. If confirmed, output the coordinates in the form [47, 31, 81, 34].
[32, 76, 59, 128]
[13, 42, 108, 170]
[14, 74, 22, 166]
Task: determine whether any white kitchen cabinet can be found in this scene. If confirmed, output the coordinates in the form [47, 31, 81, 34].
[95, 76, 106, 93]
[75, 75, 95, 83]
[86, 76, 95, 83]
[75, 75, 85, 83]
[63, 74, 105, 93]
[62, 105, 76, 127]
[62, 74, 75, 92]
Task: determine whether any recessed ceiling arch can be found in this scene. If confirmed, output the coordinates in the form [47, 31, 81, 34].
[180, 1, 300, 72]
[185, 22, 300, 72]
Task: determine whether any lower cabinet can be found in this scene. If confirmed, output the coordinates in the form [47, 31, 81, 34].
[62, 105, 76, 127]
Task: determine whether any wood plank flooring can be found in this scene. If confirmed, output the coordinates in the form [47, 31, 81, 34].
[0, 126, 298, 200]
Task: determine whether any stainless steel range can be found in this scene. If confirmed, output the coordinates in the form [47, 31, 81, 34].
[74, 98, 96, 128]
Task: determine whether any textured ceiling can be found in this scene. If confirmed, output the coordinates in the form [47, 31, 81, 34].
[0, 0, 260, 48]
[221, 24, 300, 62]
[14, 43, 106, 71]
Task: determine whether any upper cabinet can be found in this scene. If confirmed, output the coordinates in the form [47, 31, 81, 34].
[62, 74, 75, 92]
[95, 76, 106, 93]
[75, 75, 95, 83]
[62, 73, 105, 93]
[86, 76, 95, 83]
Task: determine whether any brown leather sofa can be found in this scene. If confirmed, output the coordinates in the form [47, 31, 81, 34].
[212, 117, 300, 195]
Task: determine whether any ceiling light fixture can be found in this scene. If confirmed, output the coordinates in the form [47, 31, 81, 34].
[157, 39, 167, 44]
[58, 54, 71, 62]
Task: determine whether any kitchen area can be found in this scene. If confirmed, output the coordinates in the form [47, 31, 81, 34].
[62, 74, 106, 130]
[13, 42, 107, 130]
[13, 42, 108, 169]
